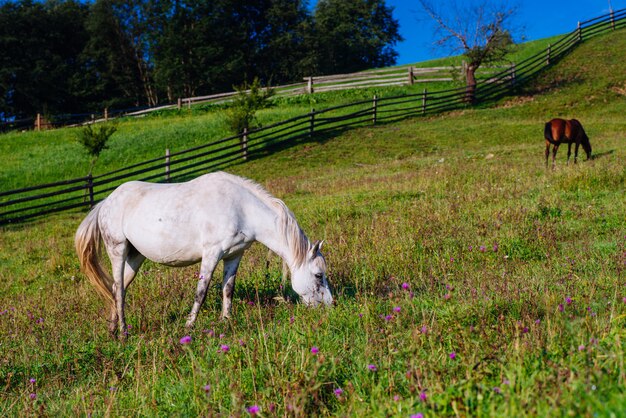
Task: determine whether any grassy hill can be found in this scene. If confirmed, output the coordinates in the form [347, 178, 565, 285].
[0, 32, 576, 192]
[0, 29, 624, 416]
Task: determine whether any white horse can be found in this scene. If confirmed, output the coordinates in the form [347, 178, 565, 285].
[75, 171, 332, 337]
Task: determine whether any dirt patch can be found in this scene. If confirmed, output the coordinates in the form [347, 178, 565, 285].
[499, 95, 535, 108]
[611, 82, 626, 96]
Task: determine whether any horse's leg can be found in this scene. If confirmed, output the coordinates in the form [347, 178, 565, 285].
[186, 249, 221, 328]
[552, 144, 559, 170]
[545, 142, 550, 168]
[221, 254, 243, 319]
[123, 248, 146, 290]
[106, 250, 144, 335]
[107, 242, 130, 338]
[566, 143, 572, 165]
[574, 141, 580, 164]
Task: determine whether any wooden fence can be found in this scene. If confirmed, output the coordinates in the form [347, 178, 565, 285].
[1, 8, 624, 225]
[0, 64, 509, 131]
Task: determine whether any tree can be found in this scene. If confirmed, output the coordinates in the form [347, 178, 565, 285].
[83, 0, 157, 108]
[418, 0, 516, 103]
[0, 0, 89, 119]
[77, 124, 116, 175]
[313, 0, 402, 75]
[225, 77, 274, 135]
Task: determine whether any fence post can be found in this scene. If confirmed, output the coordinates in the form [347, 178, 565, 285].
[104, 108, 109, 121]
[510, 63, 516, 87]
[36, 113, 41, 131]
[422, 89, 427, 115]
[610, 9, 615, 30]
[309, 109, 315, 137]
[546, 43, 551, 65]
[241, 128, 248, 161]
[408, 67, 414, 85]
[577, 21, 582, 42]
[372, 95, 377, 125]
[307, 77, 314, 94]
[177, 98, 182, 110]
[165, 148, 171, 181]
[87, 174, 94, 208]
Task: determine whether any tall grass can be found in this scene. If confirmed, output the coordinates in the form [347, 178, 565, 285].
[1, 29, 625, 417]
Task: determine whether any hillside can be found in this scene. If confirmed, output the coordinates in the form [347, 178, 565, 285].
[0, 29, 610, 192]
[0, 28, 624, 417]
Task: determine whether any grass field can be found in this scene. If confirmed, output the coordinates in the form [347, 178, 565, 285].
[1, 30, 625, 416]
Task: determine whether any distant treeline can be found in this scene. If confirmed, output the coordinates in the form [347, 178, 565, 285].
[0, 0, 402, 120]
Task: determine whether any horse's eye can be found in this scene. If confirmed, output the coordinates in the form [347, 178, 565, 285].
[315, 273, 324, 281]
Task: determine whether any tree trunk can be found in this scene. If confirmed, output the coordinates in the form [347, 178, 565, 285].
[464, 64, 478, 104]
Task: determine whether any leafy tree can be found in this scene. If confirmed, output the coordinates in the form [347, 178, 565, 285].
[83, 0, 157, 108]
[0, 0, 89, 118]
[313, 0, 402, 75]
[152, 0, 244, 100]
[418, 0, 516, 103]
[76, 124, 116, 175]
[225, 77, 274, 135]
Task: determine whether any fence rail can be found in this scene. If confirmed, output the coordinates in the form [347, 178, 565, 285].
[1, 8, 624, 225]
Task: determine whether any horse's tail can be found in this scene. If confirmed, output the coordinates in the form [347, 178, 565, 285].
[544, 121, 554, 143]
[75, 202, 114, 311]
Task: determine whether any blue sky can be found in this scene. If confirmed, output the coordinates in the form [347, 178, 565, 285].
[314, 0, 626, 65]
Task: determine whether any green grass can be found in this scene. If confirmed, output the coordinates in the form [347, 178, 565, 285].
[0, 30, 577, 192]
[1, 29, 625, 416]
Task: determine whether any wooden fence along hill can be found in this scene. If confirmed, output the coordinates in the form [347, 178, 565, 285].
[0, 8, 624, 225]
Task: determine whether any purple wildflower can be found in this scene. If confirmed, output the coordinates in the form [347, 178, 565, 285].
[334, 388, 343, 398]
[29, 378, 36, 384]
[558, 304, 564, 312]
[179, 335, 192, 345]
[385, 314, 393, 321]
[578, 344, 585, 351]
[493, 243, 499, 252]
[393, 306, 401, 313]
[566, 297, 573, 305]
[402, 282, 410, 290]
[247, 405, 260, 415]
[493, 387, 502, 394]
[310, 346, 319, 354]
[220, 344, 230, 353]
[410, 414, 424, 418]
[479, 245, 486, 252]
[393, 395, 400, 401]
[203, 384, 211, 393]
[29, 393, 36, 400]
[419, 391, 427, 402]
[368, 364, 377, 371]
[420, 325, 428, 334]
[449, 351, 456, 360]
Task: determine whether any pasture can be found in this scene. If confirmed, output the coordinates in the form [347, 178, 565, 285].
[1, 30, 625, 416]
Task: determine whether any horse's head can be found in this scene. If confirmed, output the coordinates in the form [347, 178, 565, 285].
[582, 135, 592, 160]
[290, 240, 333, 307]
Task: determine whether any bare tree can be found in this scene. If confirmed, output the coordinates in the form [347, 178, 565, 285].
[419, 0, 517, 103]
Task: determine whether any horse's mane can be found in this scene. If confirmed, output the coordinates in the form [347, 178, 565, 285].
[220, 172, 311, 267]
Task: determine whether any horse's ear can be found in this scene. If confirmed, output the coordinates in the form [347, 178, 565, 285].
[310, 240, 324, 258]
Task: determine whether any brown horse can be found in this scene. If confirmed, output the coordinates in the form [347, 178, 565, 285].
[544, 118, 592, 168]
